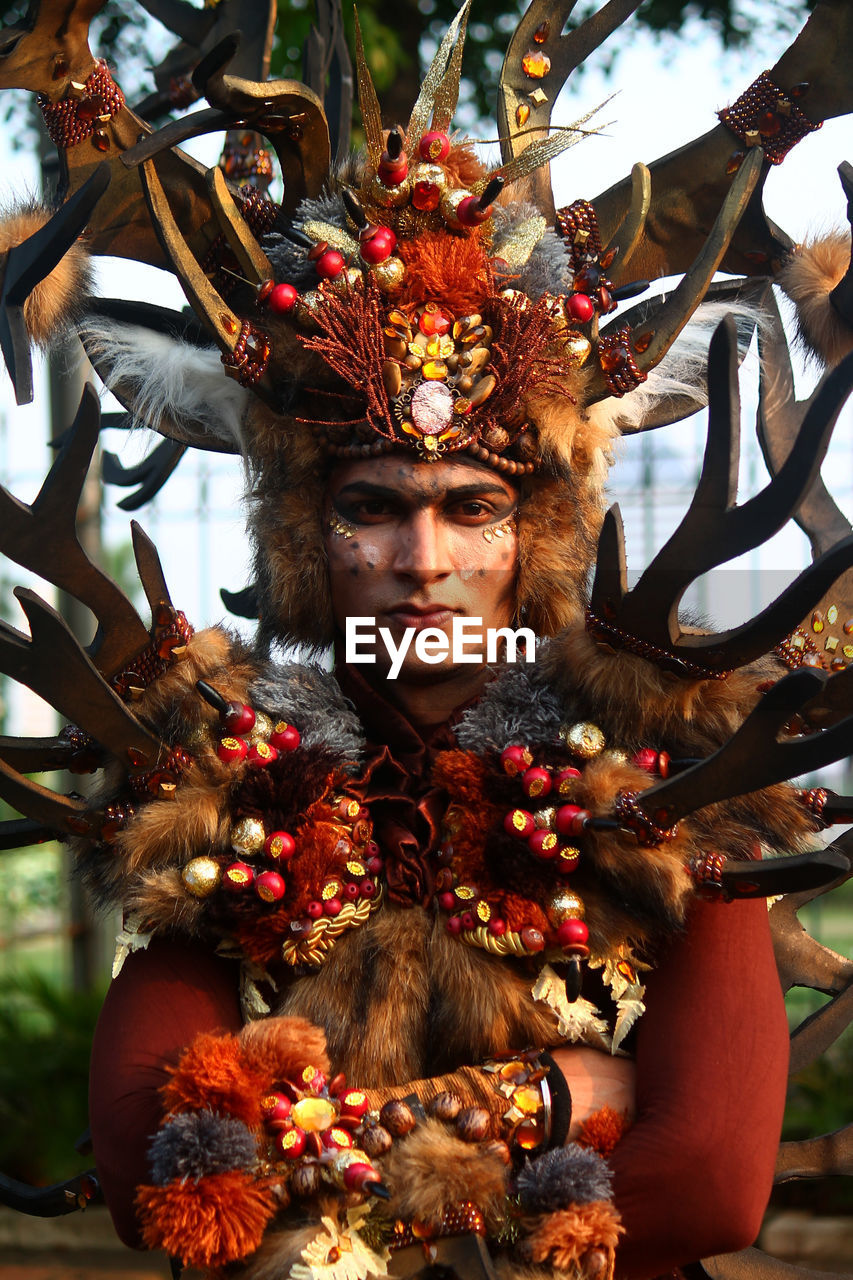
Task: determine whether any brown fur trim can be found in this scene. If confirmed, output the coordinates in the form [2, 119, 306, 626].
[277, 907, 564, 1082]
[381, 1118, 508, 1228]
[523, 1201, 623, 1270]
[540, 622, 772, 752]
[161, 1031, 269, 1127]
[778, 233, 853, 367]
[238, 1221, 323, 1280]
[122, 866, 206, 935]
[0, 203, 92, 348]
[238, 1015, 330, 1082]
[495, 1261, 578, 1280]
[137, 1171, 276, 1269]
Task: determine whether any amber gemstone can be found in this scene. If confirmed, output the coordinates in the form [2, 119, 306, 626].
[516, 102, 530, 127]
[533, 20, 550, 42]
[92, 129, 110, 151]
[515, 1118, 545, 1150]
[499, 1060, 528, 1084]
[521, 50, 551, 79]
[725, 151, 745, 175]
[600, 342, 630, 373]
[412, 181, 441, 211]
[757, 110, 782, 136]
[422, 359, 448, 380]
[292, 1097, 336, 1132]
[812, 610, 825, 633]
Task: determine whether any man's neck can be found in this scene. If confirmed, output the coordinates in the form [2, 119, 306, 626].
[361, 664, 493, 729]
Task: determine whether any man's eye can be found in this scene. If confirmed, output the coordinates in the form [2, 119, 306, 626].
[352, 500, 393, 519]
[456, 501, 491, 518]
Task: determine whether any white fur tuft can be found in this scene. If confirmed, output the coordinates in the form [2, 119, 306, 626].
[588, 298, 764, 439]
[82, 320, 251, 451]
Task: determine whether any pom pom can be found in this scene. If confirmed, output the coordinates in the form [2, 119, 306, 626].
[148, 1109, 258, 1186]
[0, 201, 92, 348]
[137, 1170, 276, 1268]
[161, 1032, 268, 1128]
[576, 1105, 631, 1157]
[778, 232, 853, 367]
[525, 1200, 623, 1271]
[516, 1144, 614, 1212]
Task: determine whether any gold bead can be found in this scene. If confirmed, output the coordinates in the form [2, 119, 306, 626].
[547, 888, 585, 925]
[247, 711, 273, 744]
[230, 815, 266, 857]
[562, 721, 606, 758]
[373, 255, 407, 292]
[181, 856, 222, 898]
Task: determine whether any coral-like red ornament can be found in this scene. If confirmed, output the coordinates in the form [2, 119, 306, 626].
[566, 293, 594, 323]
[217, 735, 248, 764]
[556, 804, 590, 837]
[501, 744, 534, 775]
[265, 830, 296, 860]
[504, 808, 535, 839]
[522, 767, 552, 798]
[316, 249, 345, 280]
[223, 702, 256, 734]
[255, 870, 286, 902]
[270, 722, 301, 751]
[223, 861, 255, 891]
[419, 131, 451, 162]
[557, 917, 589, 949]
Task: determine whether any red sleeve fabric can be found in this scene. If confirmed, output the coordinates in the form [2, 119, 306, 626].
[609, 897, 790, 1279]
[88, 936, 243, 1249]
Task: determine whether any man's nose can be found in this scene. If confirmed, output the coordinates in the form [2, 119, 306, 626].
[392, 511, 453, 583]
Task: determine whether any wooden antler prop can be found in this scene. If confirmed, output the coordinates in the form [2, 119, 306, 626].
[0, 385, 150, 673]
[588, 320, 853, 674]
[498, 0, 644, 222]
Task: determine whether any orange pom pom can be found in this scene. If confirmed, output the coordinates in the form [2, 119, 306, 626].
[526, 1200, 623, 1271]
[396, 230, 494, 314]
[137, 1171, 276, 1268]
[161, 1032, 268, 1128]
[576, 1104, 631, 1157]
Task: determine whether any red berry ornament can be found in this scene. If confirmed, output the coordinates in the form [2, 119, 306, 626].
[270, 722, 301, 752]
[256, 870, 286, 903]
[567, 293, 595, 323]
[223, 702, 255, 735]
[556, 804, 590, 837]
[522, 767, 552, 799]
[557, 917, 589, 949]
[418, 131, 451, 162]
[504, 808, 536, 839]
[267, 282, 299, 314]
[501, 744, 533, 775]
[265, 830, 296, 861]
[316, 249, 345, 280]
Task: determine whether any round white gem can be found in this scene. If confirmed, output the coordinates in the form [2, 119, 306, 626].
[411, 380, 453, 435]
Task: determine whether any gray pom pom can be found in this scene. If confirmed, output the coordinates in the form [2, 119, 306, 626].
[148, 1110, 258, 1185]
[454, 661, 568, 752]
[516, 1144, 614, 1211]
[250, 662, 365, 764]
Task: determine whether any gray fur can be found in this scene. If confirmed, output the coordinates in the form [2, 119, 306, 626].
[516, 1144, 614, 1211]
[264, 192, 351, 285]
[148, 1110, 257, 1185]
[250, 662, 366, 762]
[491, 203, 573, 298]
[454, 661, 569, 752]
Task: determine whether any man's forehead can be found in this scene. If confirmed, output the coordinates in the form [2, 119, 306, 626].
[327, 455, 517, 501]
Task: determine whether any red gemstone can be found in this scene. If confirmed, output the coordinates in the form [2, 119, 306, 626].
[223, 861, 255, 891]
[522, 767, 552, 798]
[265, 830, 296, 860]
[223, 702, 256, 734]
[632, 749, 658, 773]
[557, 918, 589, 948]
[520, 926, 545, 952]
[556, 804, 590, 837]
[267, 282, 299, 314]
[269, 722, 301, 751]
[501, 744, 534, 775]
[412, 181, 442, 211]
[418, 131, 451, 162]
[418, 305, 452, 337]
[504, 808, 536, 839]
[757, 110, 781, 136]
[601, 342, 630, 373]
[247, 742, 278, 768]
[566, 293, 594, 323]
[316, 249, 345, 280]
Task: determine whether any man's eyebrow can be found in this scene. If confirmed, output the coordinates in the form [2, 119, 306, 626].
[334, 481, 513, 500]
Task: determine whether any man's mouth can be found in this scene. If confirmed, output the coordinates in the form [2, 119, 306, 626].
[384, 604, 457, 631]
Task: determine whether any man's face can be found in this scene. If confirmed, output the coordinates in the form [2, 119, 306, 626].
[323, 455, 519, 684]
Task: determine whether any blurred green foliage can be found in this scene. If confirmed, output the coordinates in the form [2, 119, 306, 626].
[0, 970, 104, 1182]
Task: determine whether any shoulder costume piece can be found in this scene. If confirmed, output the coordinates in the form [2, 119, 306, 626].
[0, 1, 853, 1279]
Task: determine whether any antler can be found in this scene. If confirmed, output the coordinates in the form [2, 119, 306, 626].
[632, 667, 853, 829]
[497, 0, 643, 222]
[589, 319, 853, 673]
[0, 385, 150, 675]
[583, 146, 764, 403]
